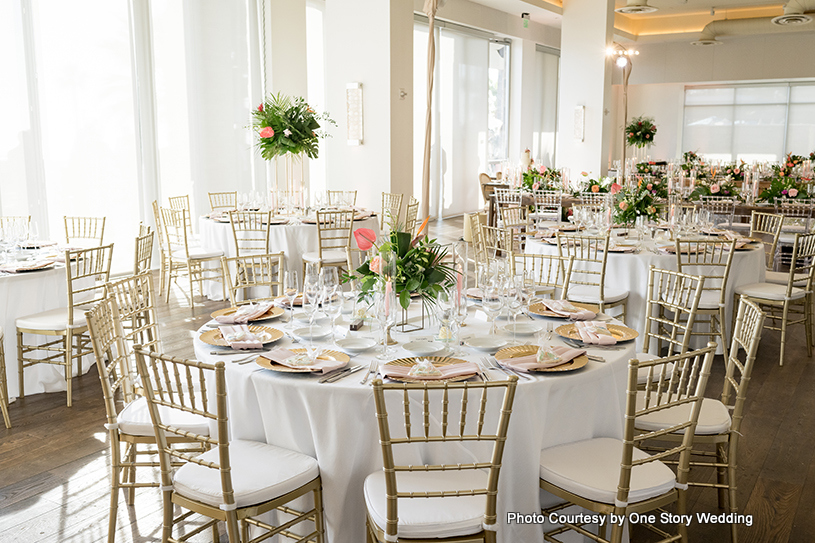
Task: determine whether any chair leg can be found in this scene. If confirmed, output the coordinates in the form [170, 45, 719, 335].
[717, 309, 729, 363]
[161, 489, 173, 543]
[188, 264, 196, 315]
[108, 438, 121, 543]
[779, 303, 791, 366]
[65, 330, 72, 408]
[313, 484, 326, 543]
[727, 436, 740, 543]
[677, 488, 689, 543]
[165, 262, 173, 303]
[126, 444, 137, 505]
[225, 512, 240, 543]
[212, 520, 221, 543]
[716, 443, 728, 509]
[365, 517, 375, 543]
[805, 298, 813, 357]
[17, 330, 24, 399]
[0, 340, 10, 429]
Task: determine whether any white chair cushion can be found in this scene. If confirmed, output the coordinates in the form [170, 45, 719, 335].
[697, 290, 724, 310]
[635, 392, 731, 435]
[16, 307, 87, 331]
[735, 282, 807, 301]
[539, 437, 676, 505]
[117, 396, 211, 437]
[764, 270, 808, 287]
[567, 284, 629, 304]
[171, 247, 223, 260]
[302, 250, 346, 263]
[173, 439, 319, 509]
[364, 470, 487, 539]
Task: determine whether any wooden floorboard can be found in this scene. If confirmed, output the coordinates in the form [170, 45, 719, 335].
[2, 216, 815, 542]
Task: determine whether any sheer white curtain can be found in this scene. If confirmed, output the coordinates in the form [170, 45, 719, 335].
[532, 47, 559, 168]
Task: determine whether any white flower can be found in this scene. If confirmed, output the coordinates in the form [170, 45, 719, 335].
[283, 129, 292, 137]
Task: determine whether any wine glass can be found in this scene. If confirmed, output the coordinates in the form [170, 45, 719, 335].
[323, 287, 344, 344]
[450, 291, 468, 356]
[505, 277, 524, 345]
[375, 285, 398, 360]
[482, 280, 504, 335]
[302, 273, 324, 360]
[283, 270, 299, 329]
[320, 267, 339, 297]
[305, 261, 320, 278]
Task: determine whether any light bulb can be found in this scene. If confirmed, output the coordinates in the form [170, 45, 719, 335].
[616, 55, 629, 68]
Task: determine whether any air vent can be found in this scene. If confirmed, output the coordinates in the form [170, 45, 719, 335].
[615, 4, 658, 14]
[771, 13, 813, 25]
[691, 39, 723, 46]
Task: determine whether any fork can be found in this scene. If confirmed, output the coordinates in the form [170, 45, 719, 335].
[488, 356, 532, 381]
[476, 358, 493, 381]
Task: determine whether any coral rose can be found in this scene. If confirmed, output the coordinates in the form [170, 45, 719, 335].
[789, 188, 799, 197]
[259, 127, 274, 138]
[710, 184, 720, 194]
[591, 185, 600, 193]
[368, 256, 383, 275]
[619, 201, 629, 211]
[646, 183, 653, 190]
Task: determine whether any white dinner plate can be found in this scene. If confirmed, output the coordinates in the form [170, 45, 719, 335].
[292, 326, 332, 341]
[335, 337, 377, 353]
[293, 313, 330, 327]
[403, 341, 446, 356]
[465, 337, 509, 353]
[503, 322, 544, 336]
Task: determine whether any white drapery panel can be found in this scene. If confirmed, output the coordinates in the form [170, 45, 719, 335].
[531, 46, 559, 169]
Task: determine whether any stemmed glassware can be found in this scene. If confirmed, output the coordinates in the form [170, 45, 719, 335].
[450, 290, 468, 356]
[320, 267, 341, 343]
[482, 280, 504, 335]
[283, 270, 299, 329]
[302, 273, 324, 362]
[505, 276, 524, 345]
[375, 284, 398, 360]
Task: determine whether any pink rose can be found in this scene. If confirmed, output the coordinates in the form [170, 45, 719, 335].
[259, 126, 275, 138]
[539, 165, 546, 174]
[646, 183, 653, 190]
[532, 182, 540, 191]
[353, 228, 377, 251]
[788, 162, 794, 168]
[257, 103, 264, 112]
[789, 188, 799, 197]
[610, 183, 622, 195]
[619, 201, 629, 211]
[710, 184, 720, 194]
[368, 255, 382, 275]
[734, 168, 740, 174]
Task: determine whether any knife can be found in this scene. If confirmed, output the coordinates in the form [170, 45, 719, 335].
[210, 349, 271, 356]
[320, 364, 364, 384]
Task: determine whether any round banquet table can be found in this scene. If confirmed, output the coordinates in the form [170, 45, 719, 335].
[524, 236, 766, 352]
[198, 214, 380, 301]
[0, 264, 95, 401]
[193, 303, 636, 543]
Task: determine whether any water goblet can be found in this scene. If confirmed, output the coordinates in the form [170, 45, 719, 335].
[482, 281, 504, 335]
[375, 285, 398, 360]
[283, 270, 299, 329]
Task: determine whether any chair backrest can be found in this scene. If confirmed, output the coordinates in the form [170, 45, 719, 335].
[151, 200, 168, 255]
[315, 210, 355, 258]
[134, 348, 229, 506]
[533, 190, 562, 224]
[0, 215, 31, 234]
[64, 216, 106, 247]
[774, 197, 815, 222]
[626, 344, 716, 505]
[749, 211, 783, 270]
[493, 188, 525, 225]
[138, 222, 151, 237]
[381, 192, 404, 229]
[404, 197, 420, 236]
[222, 252, 284, 304]
[642, 266, 705, 356]
[468, 214, 488, 280]
[556, 233, 610, 301]
[228, 210, 271, 256]
[479, 172, 493, 201]
[722, 298, 765, 437]
[208, 191, 237, 211]
[579, 192, 611, 206]
[134, 229, 154, 275]
[371, 376, 518, 539]
[67, 244, 114, 327]
[481, 224, 513, 257]
[700, 196, 736, 226]
[105, 272, 161, 353]
[168, 195, 195, 237]
[501, 206, 528, 229]
[86, 297, 136, 428]
[674, 238, 736, 306]
[327, 190, 357, 207]
[509, 252, 573, 299]
[161, 207, 192, 259]
[782, 232, 815, 297]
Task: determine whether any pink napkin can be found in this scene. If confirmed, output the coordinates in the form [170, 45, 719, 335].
[215, 302, 274, 324]
[379, 361, 480, 380]
[541, 299, 596, 321]
[274, 295, 303, 307]
[260, 347, 346, 374]
[466, 288, 483, 299]
[0, 260, 54, 273]
[218, 325, 263, 350]
[608, 244, 636, 253]
[534, 230, 556, 239]
[500, 345, 585, 372]
[574, 321, 617, 345]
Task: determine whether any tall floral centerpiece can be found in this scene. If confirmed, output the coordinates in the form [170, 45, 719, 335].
[613, 181, 659, 225]
[251, 93, 335, 203]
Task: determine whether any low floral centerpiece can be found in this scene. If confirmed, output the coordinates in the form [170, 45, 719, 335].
[613, 181, 659, 224]
[758, 178, 811, 202]
[689, 177, 741, 200]
[344, 219, 456, 310]
[636, 161, 665, 179]
[625, 116, 657, 148]
[576, 172, 612, 194]
[251, 93, 335, 160]
[521, 165, 562, 192]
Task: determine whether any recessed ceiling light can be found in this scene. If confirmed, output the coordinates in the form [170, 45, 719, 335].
[615, 1, 658, 14]
[771, 14, 813, 26]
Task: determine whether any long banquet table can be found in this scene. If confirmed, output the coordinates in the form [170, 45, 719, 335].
[193, 303, 636, 543]
[198, 214, 380, 301]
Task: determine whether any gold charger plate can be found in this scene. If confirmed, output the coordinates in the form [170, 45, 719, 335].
[384, 356, 477, 383]
[554, 323, 638, 343]
[209, 306, 284, 322]
[199, 325, 284, 347]
[528, 301, 596, 319]
[494, 345, 588, 373]
[255, 348, 349, 373]
[0, 261, 55, 273]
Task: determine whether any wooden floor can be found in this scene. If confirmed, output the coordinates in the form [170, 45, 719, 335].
[1, 216, 814, 542]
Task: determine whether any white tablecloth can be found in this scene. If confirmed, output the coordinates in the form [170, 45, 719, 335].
[525, 238, 766, 352]
[1, 265, 95, 401]
[193, 304, 635, 543]
[198, 215, 380, 301]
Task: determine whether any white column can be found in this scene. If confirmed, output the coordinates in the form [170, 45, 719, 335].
[555, 0, 615, 176]
[509, 38, 538, 165]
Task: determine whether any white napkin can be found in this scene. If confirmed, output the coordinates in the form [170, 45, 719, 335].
[540, 299, 596, 321]
[573, 321, 617, 345]
[215, 302, 274, 324]
[218, 325, 263, 350]
[261, 347, 346, 374]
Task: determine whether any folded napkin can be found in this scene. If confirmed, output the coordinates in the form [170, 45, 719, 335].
[219, 325, 263, 350]
[540, 299, 596, 321]
[379, 360, 480, 381]
[215, 302, 274, 324]
[574, 321, 617, 345]
[0, 260, 54, 273]
[260, 347, 346, 374]
[608, 243, 636, 253]
[466, 287, 483, 299]
[274, 295, 303, 307]
[534, 229, 556, 239]
[500, 345, 585, 372]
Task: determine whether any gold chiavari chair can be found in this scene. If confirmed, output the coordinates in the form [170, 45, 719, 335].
[404, 197, 420, 237]
[138, 222, 151, 237]
[508, 251, 574, 300]
[106, 272, 161, 355]
[222, 252, 284, 305]
[748, 211, 783, 273]
[168, 194, 197, 240]
[161, 207, 226, 312]
[531, 190, 562, 226]
[134, 228, 154, 276]
[208, 190, 238, 211]
[228, 210, 271, 256]
[0, 215, 31, 232]
[556, 232, 629, 322]
[327, 190, 358, 207]
[134, 346, 325, 543]
[539, 344, 716, 543]
[481, 224, 514, 260]
[365, 376, 518, 543]
[469, 214, 488, 284]
[381, 192, 404, 229]
[16, 244, 114, 407]
[152, 200, 171, 298]
[637, 299, 765, 543]
[302, 209, 355, 275]
[637, 266, 704, 385]
[501, 205, 530, 252]
[0, 326, 11, 428]
[700, 196, 737, 228]
[675, 238, 736, 362]
[64, 216, 106, 247]
[85, 297, 207, 543]
[734, 232, 815, 366]
[493, 187, 524, 227]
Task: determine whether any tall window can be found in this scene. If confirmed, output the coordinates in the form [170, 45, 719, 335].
[532, 45, 559, 168]
[683, 83, 815, 162]
[306, 0, 326, 199]
[487, 41, 510, 173]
